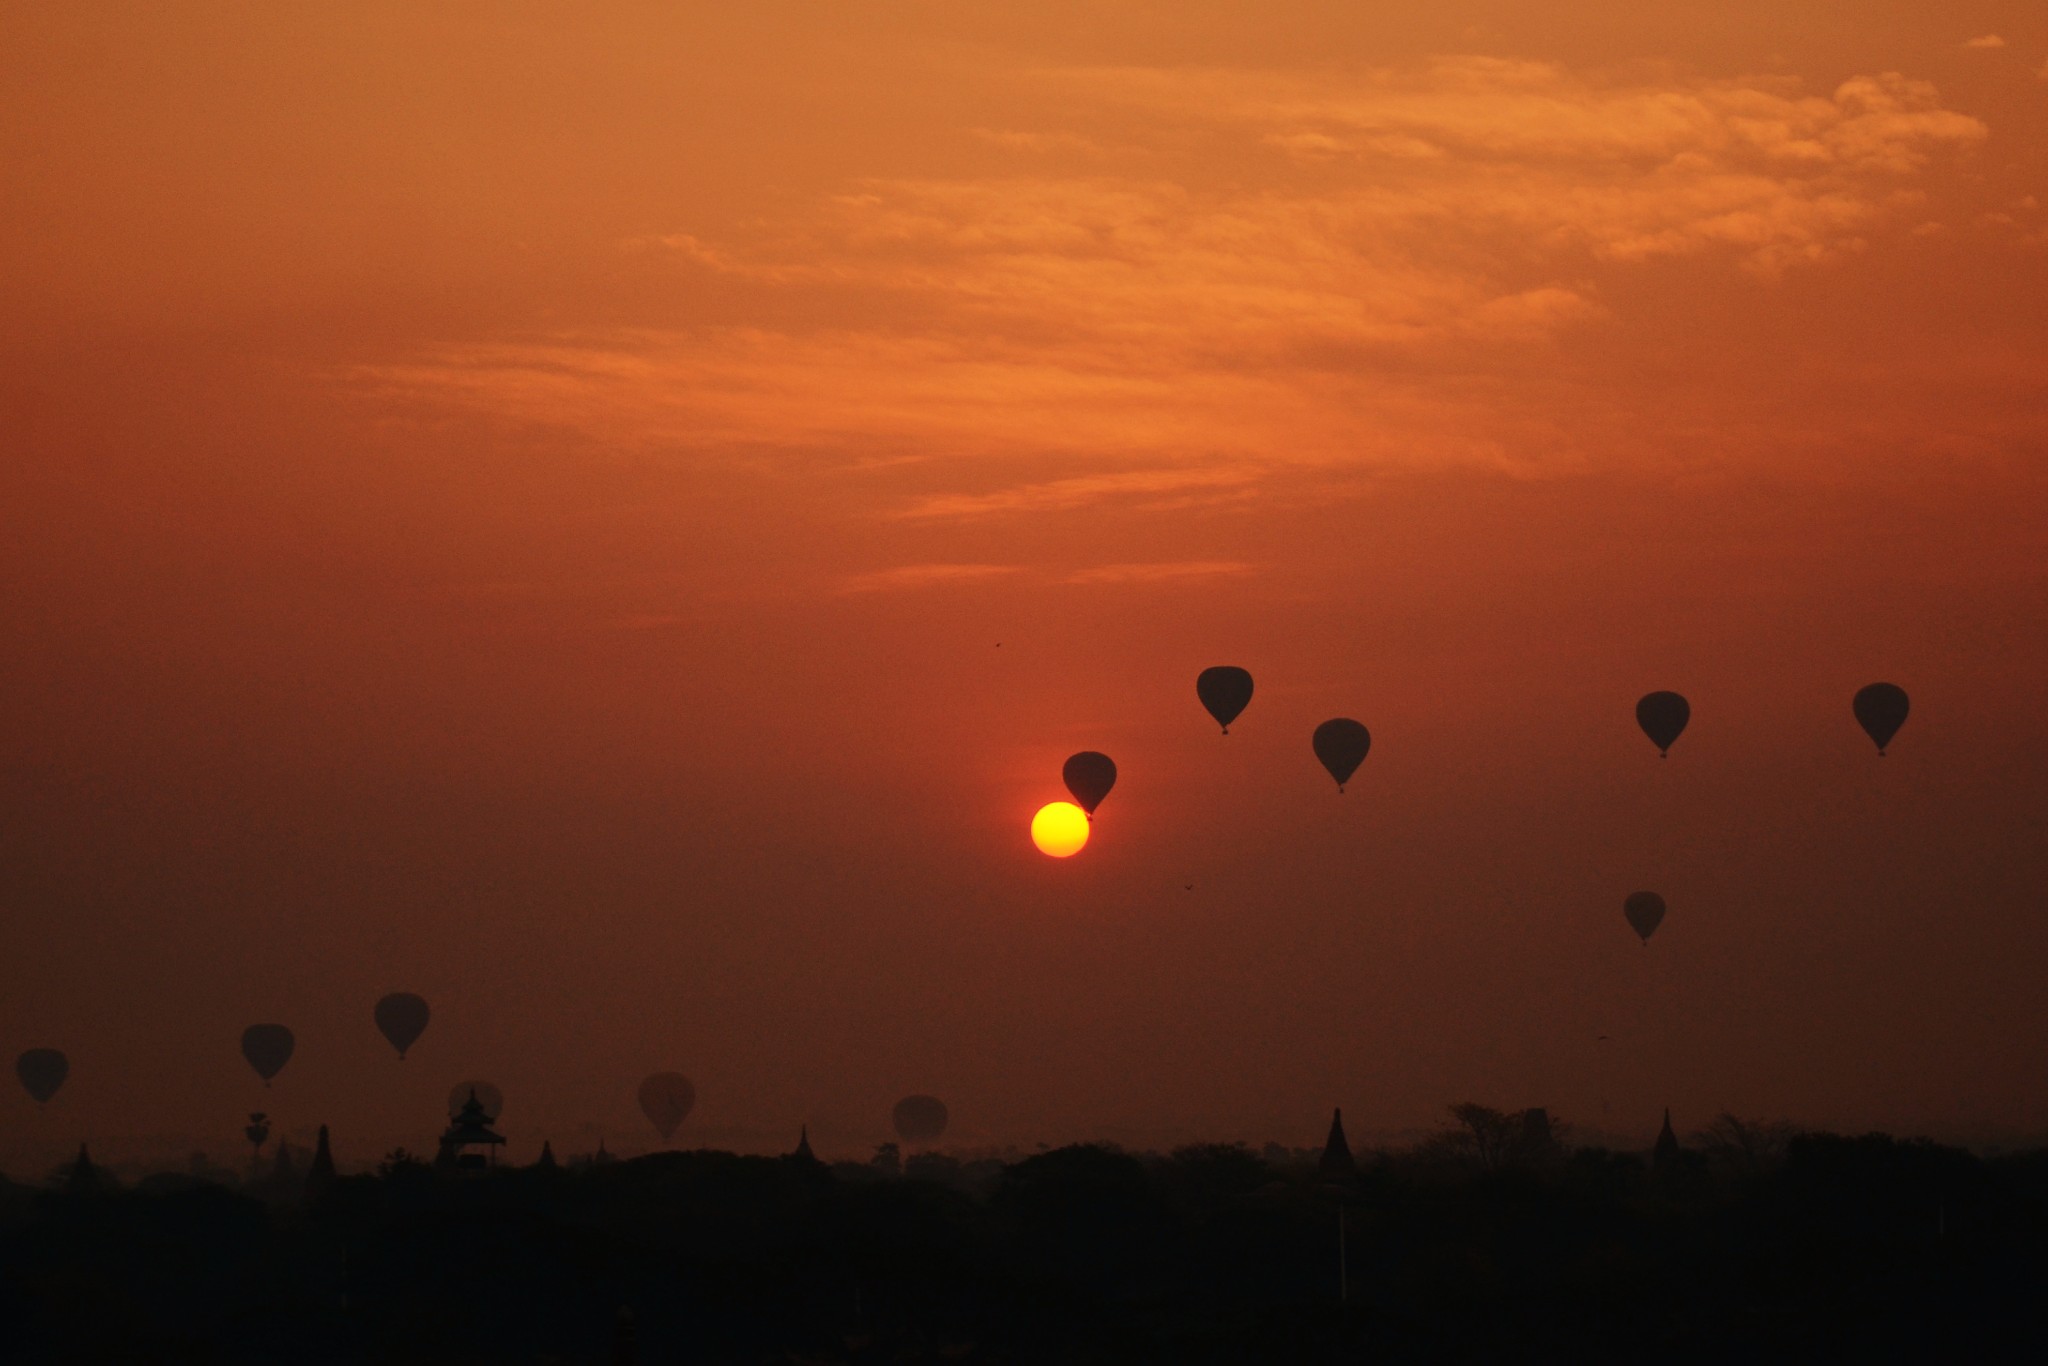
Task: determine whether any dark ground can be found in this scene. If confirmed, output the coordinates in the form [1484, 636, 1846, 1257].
[4, 1125, 2046, 1364]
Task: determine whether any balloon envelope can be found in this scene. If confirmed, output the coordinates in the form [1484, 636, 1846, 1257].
[447, 1081, 504, 1122]
[638, 1072, 697, 1141]
[1853, 683, 1910, 754]
[1311, 719, 1371, 791]
[893, 1094, 949, 1144]
[16, 1049, 68, 1104]
[1196, 666, 1254, 733]
[1061, 751, 1117, 815]
[240, 1025, 295, 1083]
[1623, 892, 1666, 944]
[374, 992, 431, 1059]
[1635, 691, 1690, 756]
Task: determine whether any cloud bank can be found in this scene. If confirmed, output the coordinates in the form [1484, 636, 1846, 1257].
[364, 58, 1988, 502]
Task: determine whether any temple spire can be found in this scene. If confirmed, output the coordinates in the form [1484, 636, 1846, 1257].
[793, 1125, 817, 1163]
[1653, 1108, 1681, 1167]
[64, 1142, 103, 1195]
[304, 1124, 337, 1201]
[1319, 1108, 1357, 1182]
[435, 1091, 507, 1172]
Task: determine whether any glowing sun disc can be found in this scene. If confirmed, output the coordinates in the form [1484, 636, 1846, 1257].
[1031, 801, 1090, 857]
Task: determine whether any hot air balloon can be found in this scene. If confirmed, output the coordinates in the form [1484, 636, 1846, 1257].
[241, 1025, 295, 1085]
[1623, 892, 1666, 945]
[1311, 719, 1371, 792]
[1196, 666, 1254, 734]
[16, 1049, 68, 1104]
[1635, 692, 1690, 757]
[374, 992, 431, 1060]
[447, 1081, 504, 1122]
[1853, 683, 1910, 755]
[893, 1094, 949, 1144]
[638, 1072, 696, 1142]
[1061, 751, 1117, 817]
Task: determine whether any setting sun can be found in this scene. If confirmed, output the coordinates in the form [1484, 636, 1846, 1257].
[1030, 802, 1091, 858]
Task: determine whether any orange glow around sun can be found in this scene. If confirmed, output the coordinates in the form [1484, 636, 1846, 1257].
[1030, 802, 1091, 858]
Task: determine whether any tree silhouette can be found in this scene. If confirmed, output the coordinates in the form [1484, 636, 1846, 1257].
[1696, 1112, 1797, 1180]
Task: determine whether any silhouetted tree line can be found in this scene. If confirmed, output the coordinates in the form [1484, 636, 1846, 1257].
[3, 1110, 2046, 1363]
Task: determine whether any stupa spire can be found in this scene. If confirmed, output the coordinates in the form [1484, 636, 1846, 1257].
[64, 1142, 103, 1195]
[304, 1124, 336, 1200]
[1319, 1108, 1357, 1181]
[1653, 1108, 1680, 1167]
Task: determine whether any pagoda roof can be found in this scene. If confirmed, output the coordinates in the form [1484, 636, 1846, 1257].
[443, 1090, 506, 1146]
[442, 1119, 506, 1146]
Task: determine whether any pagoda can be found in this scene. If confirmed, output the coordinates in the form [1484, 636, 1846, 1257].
[64, 1142, 104, 1196]
[1319, 1108, 1357, 1183]
[1652, 1108, 1681, 1169]
[436, 1089, 507, 1172]
[304, 1124, 337, 1201]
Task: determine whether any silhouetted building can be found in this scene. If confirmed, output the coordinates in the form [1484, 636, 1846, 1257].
[1653, 1109, 1681, 1169]
[535, 1140, 558, 1171]
[1319, 1108, 1357, 1181]
[241, 1140, 305, 1206]
[436, 1090, 507, 1172]
[791, 1125, 820, 1165]
[63, 1143, 103, 1196]
[1515, 1106, 1561, 1168]
[304, 1125, 336, 1201]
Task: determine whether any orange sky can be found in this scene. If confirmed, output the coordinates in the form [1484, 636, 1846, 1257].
[3, 2, 2047, 1172]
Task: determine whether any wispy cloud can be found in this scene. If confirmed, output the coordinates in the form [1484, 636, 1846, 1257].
[361, 56, 1989, 495]
[1063, 560, 1255, 585]
[971, 128, 1110, 156]
[897, 467, 1259, 520]
[603, 612, 697, 631]
[1962, 35, 2006, 50]
[1051, 62, 1984, 261]
[834, 563, 1021, 594]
